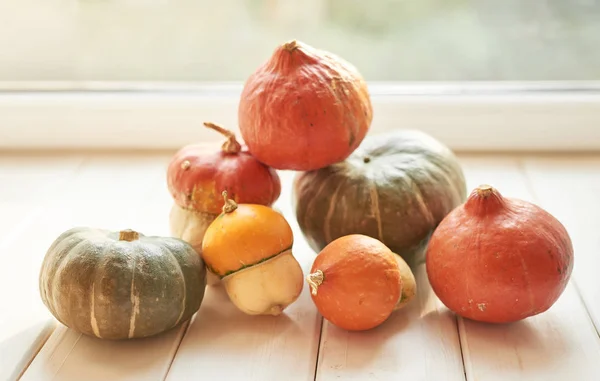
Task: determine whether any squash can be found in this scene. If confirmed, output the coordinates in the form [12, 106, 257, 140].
[238, 39, 372, 171]
[426, 185, 574, 323]
[167, 122, 281, 285]
[39, 227, 206, 340]
[393, 254, 417, 310]
[293, 129, 467, 266]
[201, 192, 304, 315]
[306, 234, 402, 331]
[168, 204, 221, 286]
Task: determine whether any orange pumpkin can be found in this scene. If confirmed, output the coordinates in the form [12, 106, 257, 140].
[238, 40, 373, 171]
[167, 122, 281, 215]
[201, 192, 304, 315]
[306, 234, 402, 331]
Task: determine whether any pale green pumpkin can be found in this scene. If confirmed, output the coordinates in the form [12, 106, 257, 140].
[39, 227, 206, 340]
[293, 130, 467, 266]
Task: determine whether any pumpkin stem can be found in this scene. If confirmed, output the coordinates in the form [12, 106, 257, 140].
[119, 229, 140, 242]
[221, 191, 238, 214]
[465, 184, 506, 215]
[282, 39, 299, 52]
[203, 122, 241, 154]
[306, 270, 324, 296]
[475, 184, 495, 197]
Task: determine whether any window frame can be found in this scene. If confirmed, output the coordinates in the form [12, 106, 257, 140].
[1, 81, 599, 152]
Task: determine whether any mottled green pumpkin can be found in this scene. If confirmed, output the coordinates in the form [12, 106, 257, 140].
[39, 227, 207, 340]
[293, 130, 467, 265]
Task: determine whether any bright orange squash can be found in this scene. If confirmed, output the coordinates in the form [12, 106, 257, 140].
[238, 40, 373, 171]
[201, 192, 303, 315]
[306, 234, 402, 331]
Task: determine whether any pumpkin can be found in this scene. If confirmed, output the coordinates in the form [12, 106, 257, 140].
[426, 185, 574, 323]
[167, 122, 281, 285]
[39, 228, 207, 340]
[238, 39, 373, 171]
[201, 192, 304, 316]
[167, 122, 281, 214]
[393, 254, 417, 310]
[306, 234, 402, 331]
[293, 129, 467, 266]
[169, 204, 221, 286]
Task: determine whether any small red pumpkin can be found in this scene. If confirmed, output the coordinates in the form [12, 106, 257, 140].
[426, 185, 574, 323]
[166, 122, 281, 215]
[238, 40, 373, 171]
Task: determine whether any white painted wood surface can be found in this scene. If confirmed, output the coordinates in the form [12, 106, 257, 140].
[1, 153, 599, 381]
[165, 171, 322, 381]
[315, 263, 465, 381]
[522, 156, 600, 334]
[458, 157, 600, 381]
[0, 154, 84, 381]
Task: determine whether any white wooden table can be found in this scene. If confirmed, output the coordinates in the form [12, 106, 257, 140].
[1, 152, 599, 381]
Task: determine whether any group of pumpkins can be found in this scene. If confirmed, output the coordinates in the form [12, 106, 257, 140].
[38, 40, 574, 340]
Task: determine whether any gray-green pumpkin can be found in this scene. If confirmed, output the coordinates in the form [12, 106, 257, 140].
[292, 130, 467, 266]
[39, 227, 207, 340]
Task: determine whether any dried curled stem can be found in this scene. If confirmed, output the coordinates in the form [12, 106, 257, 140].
[221, 191, 238, 214]
[204, 122, 241, 154]
[306, 270, 324, 296]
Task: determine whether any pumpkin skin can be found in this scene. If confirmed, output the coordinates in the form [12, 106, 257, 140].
[39, 228, 207, 340]
[393, 254, 417, 310]
[201, 192, 304, 315]
[306, 234, 402, 331]
[169, 203, 221, 286]
[293, 129, 467, 265]
[238, 39, 373, 171]
[167, 122, 281, 215]
[426, 185, 574, 323]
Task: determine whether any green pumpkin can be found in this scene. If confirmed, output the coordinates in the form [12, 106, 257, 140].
[292, 130, 467, 266]
[39, 227, 207, 340]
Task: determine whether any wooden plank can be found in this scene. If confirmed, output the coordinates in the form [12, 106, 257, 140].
[0, 154, 85, 381]
[7, 153, 192, 381]
[456, 155, 600, 381]
[165, 171, 322, 381]
[521, 155, 600, 333]
[315, 263, 465, 381]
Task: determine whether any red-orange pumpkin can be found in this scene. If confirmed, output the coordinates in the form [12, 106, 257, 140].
[238, 40, 373, 171]
[426, 185, 574, 323]
[166, 122, 281, 215]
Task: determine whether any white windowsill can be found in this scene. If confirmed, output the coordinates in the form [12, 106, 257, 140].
[1, 82, 599, 152]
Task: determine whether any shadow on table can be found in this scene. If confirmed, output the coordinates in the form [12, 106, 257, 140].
[179, 283, 309, 354]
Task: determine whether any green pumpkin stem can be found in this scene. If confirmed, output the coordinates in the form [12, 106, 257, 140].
[306, 270, 324, 296]
[119, 230, 140, 242]
[222, 191, 238, 214]
[204, 122, 241, 154]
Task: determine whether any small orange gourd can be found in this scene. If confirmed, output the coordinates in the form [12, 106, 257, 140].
[306, 234, 404, 331]
[201, 192, 304, 315]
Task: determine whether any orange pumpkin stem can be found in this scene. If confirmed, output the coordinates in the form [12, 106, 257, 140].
[204, 122, 242, 154]
[221, 191, 238, 214]
[306, 270, 324, 296]
[119, 229, 140, 242]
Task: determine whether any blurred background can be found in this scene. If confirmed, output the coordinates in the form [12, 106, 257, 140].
[1, 0, 599, 85]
